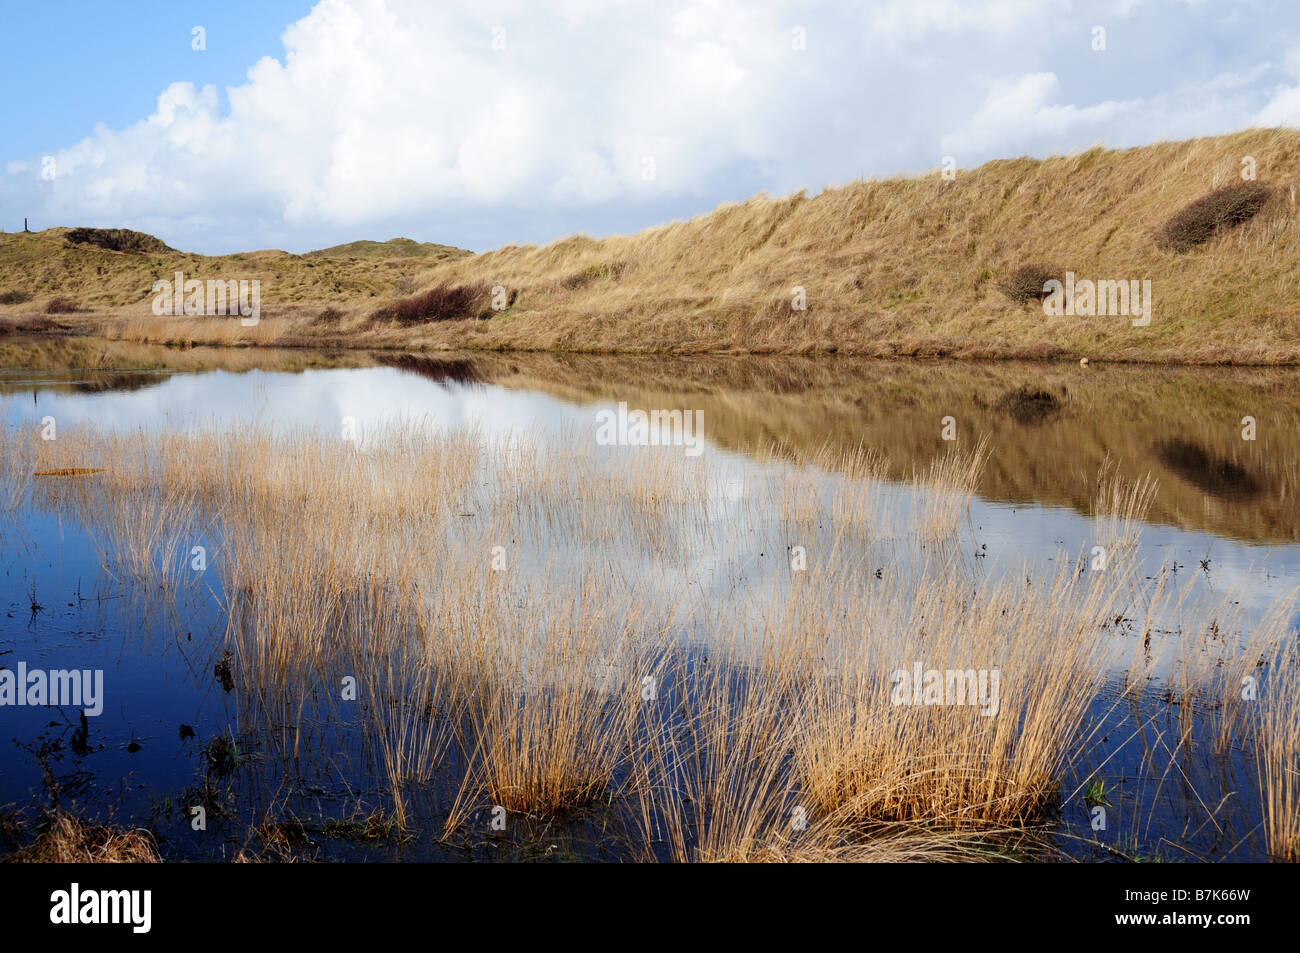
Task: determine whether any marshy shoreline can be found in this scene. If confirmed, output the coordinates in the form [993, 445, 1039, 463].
[7, 319, 1300, 367]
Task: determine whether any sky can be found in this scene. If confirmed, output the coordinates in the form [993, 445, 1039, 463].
[2, 0, 1299, 255]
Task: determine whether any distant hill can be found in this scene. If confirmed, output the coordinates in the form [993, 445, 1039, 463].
[60, 227, 177, 255]
[0, 227, 474, 314]
[306, 238, 472, 260]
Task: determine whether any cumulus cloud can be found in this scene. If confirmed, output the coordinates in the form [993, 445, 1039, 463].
[2, 0, 1297, 253]
[1253, 41, 1300, 126]
[940, 67, 1264, 159]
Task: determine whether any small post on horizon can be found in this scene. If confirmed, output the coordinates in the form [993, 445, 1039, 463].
[24, 217, 29, 232]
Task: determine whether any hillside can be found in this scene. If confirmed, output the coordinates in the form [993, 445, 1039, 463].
[0, 227, 472, 318]
[3, 128, 1300, 363]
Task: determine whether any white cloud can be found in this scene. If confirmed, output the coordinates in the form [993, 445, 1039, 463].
[1252, 41, 1300, 126]
[2, 0, 1296, 252]
[942, 73, 1139, 157]
[1256, 85, 1300, 126]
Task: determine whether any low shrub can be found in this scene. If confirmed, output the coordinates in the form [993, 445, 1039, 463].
[44, 297, 80, 314]
[1160, 182, 1271, 252]
[997, 265, 1058, 305]
[369, 282, 490, 324]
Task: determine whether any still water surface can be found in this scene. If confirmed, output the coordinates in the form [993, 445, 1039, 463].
[1, 345, 1296, 860]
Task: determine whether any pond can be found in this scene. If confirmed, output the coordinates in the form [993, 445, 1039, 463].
[1, 340, 1297, 861]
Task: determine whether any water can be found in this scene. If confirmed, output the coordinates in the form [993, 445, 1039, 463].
[1, 341, 1296, 861]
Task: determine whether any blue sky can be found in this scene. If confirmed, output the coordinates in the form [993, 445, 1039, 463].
[3, 0, 1299, 255]
[1, 1, 313, 159]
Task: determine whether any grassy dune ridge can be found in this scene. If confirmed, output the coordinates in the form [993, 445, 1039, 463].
[0, 231, 470, 316]
[3, 129, 1299, 362]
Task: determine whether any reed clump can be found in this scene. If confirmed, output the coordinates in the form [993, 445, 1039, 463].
[2, 811, 161, 863]
[1256, 644, 1300, 860]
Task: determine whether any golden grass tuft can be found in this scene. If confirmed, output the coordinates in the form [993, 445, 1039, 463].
[1257, 645, 1300, 861]
[3, 811, 161, 863]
